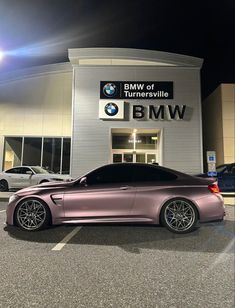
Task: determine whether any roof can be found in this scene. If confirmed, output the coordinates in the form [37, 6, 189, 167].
[68, 48, 203, 68]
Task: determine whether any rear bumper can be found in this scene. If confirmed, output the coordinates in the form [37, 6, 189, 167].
[196, 193, 225, 222]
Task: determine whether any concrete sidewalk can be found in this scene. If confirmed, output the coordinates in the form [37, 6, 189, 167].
[0, 191, 234, 205]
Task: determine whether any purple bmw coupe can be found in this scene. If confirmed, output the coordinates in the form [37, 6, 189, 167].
[6, 163, 225, 233]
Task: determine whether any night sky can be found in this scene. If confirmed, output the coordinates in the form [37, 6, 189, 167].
[0, 0, 234, 98]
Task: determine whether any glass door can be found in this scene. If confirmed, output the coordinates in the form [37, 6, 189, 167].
[112, 152, 157, 163]
[123, 153, 134, 162]
[136, 153, 145, 163]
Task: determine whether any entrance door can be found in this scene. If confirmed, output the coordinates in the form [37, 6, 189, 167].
[112, 152, 156, 163]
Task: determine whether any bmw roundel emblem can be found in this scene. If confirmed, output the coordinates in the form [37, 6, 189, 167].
[103, 83, 116, 97]
[104, 103, 119, 116]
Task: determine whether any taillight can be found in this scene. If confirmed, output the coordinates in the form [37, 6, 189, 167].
[208, 183, 220, 193]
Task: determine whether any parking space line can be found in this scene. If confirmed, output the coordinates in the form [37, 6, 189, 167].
[51, 226, 82, 251]
[0, 210, 6, 213]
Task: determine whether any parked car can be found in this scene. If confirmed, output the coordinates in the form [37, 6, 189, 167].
[0, 166, 71, 192]
[6, 163, 225, 233]
[196, 163, 235, 192]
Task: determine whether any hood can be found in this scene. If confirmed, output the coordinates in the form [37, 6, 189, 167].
[37, 174, 72, 180]
[16, 181, 73, 195]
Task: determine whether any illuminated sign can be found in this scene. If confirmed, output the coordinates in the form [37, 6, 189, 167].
[99, 101, 186, 121]
[100, 81, 173, 99]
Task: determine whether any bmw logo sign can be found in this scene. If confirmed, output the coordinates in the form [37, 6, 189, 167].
[103, 83, 116, 97]
[104, 103, 119, 116]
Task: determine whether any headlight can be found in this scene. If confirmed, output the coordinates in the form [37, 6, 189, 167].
[9, 194, 19, 203]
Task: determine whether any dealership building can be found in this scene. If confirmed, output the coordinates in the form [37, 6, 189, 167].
[202, 83, 235, 167]
[0, 48, 204, 177]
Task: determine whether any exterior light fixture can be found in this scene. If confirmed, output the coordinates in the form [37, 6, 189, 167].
[0, 50, 4, 61]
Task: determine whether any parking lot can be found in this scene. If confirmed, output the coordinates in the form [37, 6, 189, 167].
[0, 201, 234, 308]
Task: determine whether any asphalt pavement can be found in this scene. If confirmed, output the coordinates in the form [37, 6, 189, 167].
[0, 202, 234, 308]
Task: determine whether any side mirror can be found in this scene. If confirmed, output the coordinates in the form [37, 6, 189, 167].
[79, 177, 87, 186]
[26, 171, 33, 175]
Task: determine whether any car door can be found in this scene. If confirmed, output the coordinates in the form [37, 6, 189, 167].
[4, 167, 22, 188]
[18, 167, 34, 188]
[218, 164, 235, 192]
[63, 164, 136, 220]
[131, 165, 178, 220]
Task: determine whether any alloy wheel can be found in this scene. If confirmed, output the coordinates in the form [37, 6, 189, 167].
[16, 200, 47, 231]
[164, 199, 196, 232]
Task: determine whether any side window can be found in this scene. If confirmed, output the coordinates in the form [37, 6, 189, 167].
[5, 168, 21, 174]
[20, 167, 32, 174]
[134, 165, 177, 182]
[216, 165, 227, 173]
[87, 165, 134, 185]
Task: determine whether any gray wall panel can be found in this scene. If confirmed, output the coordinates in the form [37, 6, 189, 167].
[71, 66, 202, 177]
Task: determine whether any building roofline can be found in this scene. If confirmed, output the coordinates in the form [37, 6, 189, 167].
[68, 48, 203, 68]
[0, 62, 72, 84]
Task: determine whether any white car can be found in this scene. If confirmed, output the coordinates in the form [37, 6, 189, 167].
[0, 166, 71, 191]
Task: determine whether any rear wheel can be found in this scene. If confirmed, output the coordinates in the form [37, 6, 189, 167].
[0, 180, 9, 192]
[161, 198, 198, 234]
[15, 198, 50, 231]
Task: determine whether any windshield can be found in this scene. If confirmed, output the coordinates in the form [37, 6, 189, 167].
[31, 166, 50, 174]
[216, 165, 227, 173]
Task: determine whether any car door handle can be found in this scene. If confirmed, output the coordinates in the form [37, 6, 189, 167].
[120, 186, 130, 190]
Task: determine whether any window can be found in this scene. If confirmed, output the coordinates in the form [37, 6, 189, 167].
[23, 138, 42, 166]
[20, 167, 32, 174]
[3, 137, 22, 170]
[62, 138, 71, 174]
[3, 137, 71, 174]
[43, 138, 61, 173]
[87, 164, 134, 185]
[133, 165, 177, 182]
[216, 165, 227, 173]
[112, 133, 158, 150]
[5, 167, 22, 174]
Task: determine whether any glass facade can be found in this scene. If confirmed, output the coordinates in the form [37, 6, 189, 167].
[3, 137, 22, 170]
[111, 129, 159, 164]
[3, 137, 71, 174]
[112, 133, 158, 150]
[23, 137, 42, 166]
[43, 138, 62, 173]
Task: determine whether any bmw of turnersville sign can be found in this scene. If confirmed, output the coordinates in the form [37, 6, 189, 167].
[100, 81, 173, 99]
[99, 81, 187, 120]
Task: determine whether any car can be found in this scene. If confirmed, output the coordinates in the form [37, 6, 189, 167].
[196, 163, 235, 192]
[0, 166, 71, 192]
[6, 163, 225, 234]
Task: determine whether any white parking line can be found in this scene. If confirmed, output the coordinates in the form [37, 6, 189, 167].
[51, 226, 82, 251]
[0, 210, 6, 213]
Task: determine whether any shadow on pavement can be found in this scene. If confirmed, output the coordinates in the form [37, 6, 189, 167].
[4, 219, 234, 254]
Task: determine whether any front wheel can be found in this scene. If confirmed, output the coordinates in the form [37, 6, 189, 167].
[161, 198, 198, 234]
[15, 199, 50, 231]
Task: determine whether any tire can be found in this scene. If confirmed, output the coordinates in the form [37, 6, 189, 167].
[160, 198, 199, 234]
[39, 180, 49, 184]
[0, 180, 9, 192]
[15, 198, 51, 231]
